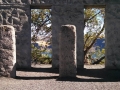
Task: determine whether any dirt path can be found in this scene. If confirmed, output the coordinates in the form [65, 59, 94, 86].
[0, 65, 120, 90]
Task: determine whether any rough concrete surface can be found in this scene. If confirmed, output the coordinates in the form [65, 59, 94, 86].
[59, 25, 76, 77]
[0, 25, 16, 78]
[1, 0, 120, 69]
[0, 64, 120, 90]
[0, 4, 31, 68]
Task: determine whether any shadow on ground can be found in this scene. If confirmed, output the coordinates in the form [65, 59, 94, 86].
[16, 67, 120, 82]
[74, 68, 120, 82]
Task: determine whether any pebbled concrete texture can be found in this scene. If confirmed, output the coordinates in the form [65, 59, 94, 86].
[1, 0, 120, 5]
[0, 0, 31, 4]
[0, 4, 31, 68]
[105, 4, 120, 69]
[0, 0, 120, 71]
[0, 25, 16, 78]
[52, 4, 84, 69]
[59, 25, 77, 77]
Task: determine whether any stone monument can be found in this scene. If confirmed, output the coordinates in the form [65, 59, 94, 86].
[0, 0, 120, 78]
[0, 25, 16, 78]
[59, 25, 76, 77]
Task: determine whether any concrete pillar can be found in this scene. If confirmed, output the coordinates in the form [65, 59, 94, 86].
[0, 4, 31, 69]
[59, 25, 76, 77]
[105, 4, 120, 69]
[0, 25, 16, 78]
[52, 4, 84, 69]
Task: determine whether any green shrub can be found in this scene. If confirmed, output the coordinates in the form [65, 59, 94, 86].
[31, 44, 52, 64]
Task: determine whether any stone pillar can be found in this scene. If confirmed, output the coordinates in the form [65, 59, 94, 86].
[0, 25, 16, 78]
[59, 25, 76, 77]
[105, 4, 120, 69]
[52, 3, 84, 69]
[0, 4, 31, 69]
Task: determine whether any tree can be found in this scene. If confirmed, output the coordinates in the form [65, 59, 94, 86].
[31, 8, 105, 64]
[31, 9, 51, 42]
[31, 9, 52, 64]
[84, 8, 105, 64]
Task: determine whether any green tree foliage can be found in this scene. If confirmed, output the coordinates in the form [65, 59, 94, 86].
[31, 44, 52, 64]
[31, 9, 51, 42]
[31, 9, 52, 64]
[31, 8, 105, 64]
[84, 8, 105, 64]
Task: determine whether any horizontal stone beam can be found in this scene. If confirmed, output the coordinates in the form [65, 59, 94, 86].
[0, 0, 120, 6]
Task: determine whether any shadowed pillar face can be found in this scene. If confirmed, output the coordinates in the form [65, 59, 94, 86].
[59, 25, 76, 77]
[52, 4, 84, 69]
[105, 4, 120, 69]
